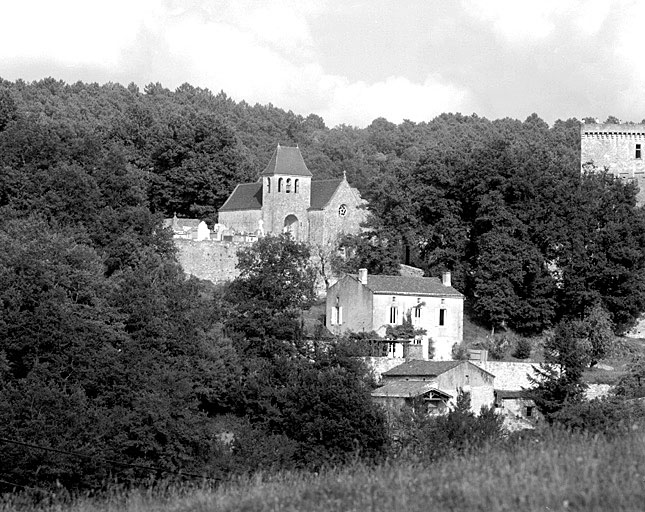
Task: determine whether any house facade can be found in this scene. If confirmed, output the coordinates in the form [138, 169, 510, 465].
[218, 145, 367, 245]
[326, 269, 464, 360]
[372, 360, 495, 414]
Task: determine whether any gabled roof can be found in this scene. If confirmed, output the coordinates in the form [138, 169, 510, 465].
[362, 275, 463, 297]
[260, 145, 313, 177]
[309, 179, 343, 210]
[219, 183, 263, 212]
[383, 360, 462, 378]
[371, 381, 453, 399]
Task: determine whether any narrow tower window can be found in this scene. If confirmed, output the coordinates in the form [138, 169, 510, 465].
[294, 179, 299, 193]
[278, 177, 283, 192]
[267, 177, 271, 193]
[286, 178, 291, 193]
[637, 144, 642, 159]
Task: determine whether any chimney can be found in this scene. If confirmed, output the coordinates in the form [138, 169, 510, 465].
[442, 271, 451, 287]
[358, 268, 368, 285]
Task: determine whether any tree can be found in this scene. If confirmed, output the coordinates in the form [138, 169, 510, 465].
[528, 320, 589, 421]
[332, 232, 400, 276]
[224, 234, 316, 354]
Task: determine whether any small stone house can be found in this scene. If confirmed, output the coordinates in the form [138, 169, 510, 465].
[372, 360, 495, 414]
[218, 145, 367, 245]
[326, 269, 464, 360]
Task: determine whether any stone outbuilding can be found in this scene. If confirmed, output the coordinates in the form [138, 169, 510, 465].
[218, 145, 367, 245]
[326, 269, 464, 360]
[372, 360, 495, 414]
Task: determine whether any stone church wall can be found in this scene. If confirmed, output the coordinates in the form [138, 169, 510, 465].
[321, 182, 368, 245]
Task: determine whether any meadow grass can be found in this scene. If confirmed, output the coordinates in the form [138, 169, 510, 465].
[4, 427, 645, 512]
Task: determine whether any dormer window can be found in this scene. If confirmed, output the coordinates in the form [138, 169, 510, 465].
[278, 177, 283, 192]
[286, 178, 292, 193]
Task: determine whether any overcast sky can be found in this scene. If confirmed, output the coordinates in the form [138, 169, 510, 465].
[1, 0, 643, 127]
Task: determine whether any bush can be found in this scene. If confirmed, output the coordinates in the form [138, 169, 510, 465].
[512, 337, 532, 359]
[451, 342, 469, 360]
[551, 396, 645, 436]
[391, 392, 504, 461]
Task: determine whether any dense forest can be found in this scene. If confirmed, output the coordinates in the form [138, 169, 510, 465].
[2, 78, 645, 492]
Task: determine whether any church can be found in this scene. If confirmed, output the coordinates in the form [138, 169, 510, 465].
[218, 145, 367, 246]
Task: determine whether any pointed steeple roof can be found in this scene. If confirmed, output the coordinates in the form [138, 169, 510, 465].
[260, 145, 313, 177]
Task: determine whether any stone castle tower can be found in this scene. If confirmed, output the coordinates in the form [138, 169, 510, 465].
[581, 123, 645, 204]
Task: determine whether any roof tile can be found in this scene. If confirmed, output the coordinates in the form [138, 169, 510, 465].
[218, 183, 263, 212]
[309, 179, 343, 210]
[371, 381, 453, 399]
[382, 360, 462, 377]
[363, 275, 463, 297]
[260, 145, 313, 177]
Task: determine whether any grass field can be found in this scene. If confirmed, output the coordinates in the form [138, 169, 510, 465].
[5, 428, 644, 512]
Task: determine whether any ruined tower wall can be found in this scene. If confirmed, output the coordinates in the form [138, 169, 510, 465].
[581, 123, 645, 204]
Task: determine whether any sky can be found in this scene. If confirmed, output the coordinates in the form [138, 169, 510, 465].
[1, 0, 644, 128]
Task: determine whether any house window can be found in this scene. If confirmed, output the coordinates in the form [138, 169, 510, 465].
[389, 306, 398, 324]
[278, 178, 283, 192]
[286, 178, 292, 193]
[637, 144, 642, 159]
[294, 179, 299, 193]
[331, 297, 343, 325]
[267, 177, 271, 193]
[338, 204, 347, 217]
[332, 306, 343, 325]
[526, 406, 534, 418]
[439, 308, 446, 326]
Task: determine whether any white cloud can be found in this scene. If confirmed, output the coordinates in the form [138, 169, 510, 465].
[462, 0, 612, 42]
[0, 0, 154, 66]
[319, 75, 471, 127]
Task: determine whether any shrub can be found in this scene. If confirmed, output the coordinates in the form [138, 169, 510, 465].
[451, 342, 469, 360]
[551, 396, 645, 436]
[391, 391, 504, 461]
[512, 337, 532, 359]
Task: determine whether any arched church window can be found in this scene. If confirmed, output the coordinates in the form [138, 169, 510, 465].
[267, 177, 271, 193]
[286, 178, 292, 193]
[278, 178, 283, 192]
[294, 179, 299, 193]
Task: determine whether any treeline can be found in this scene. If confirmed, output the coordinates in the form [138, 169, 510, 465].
[2, 79, 645, 335]
[2, 77, 645, 491]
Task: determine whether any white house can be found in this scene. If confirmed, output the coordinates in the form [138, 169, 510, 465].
[326, 269, 464, 360]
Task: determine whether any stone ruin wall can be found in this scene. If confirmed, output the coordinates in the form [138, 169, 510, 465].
[174, 238, 332, 294]
[174, 239, 251, 284]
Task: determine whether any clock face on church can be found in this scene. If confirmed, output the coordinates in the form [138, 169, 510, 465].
[338, 204, 347, 217]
